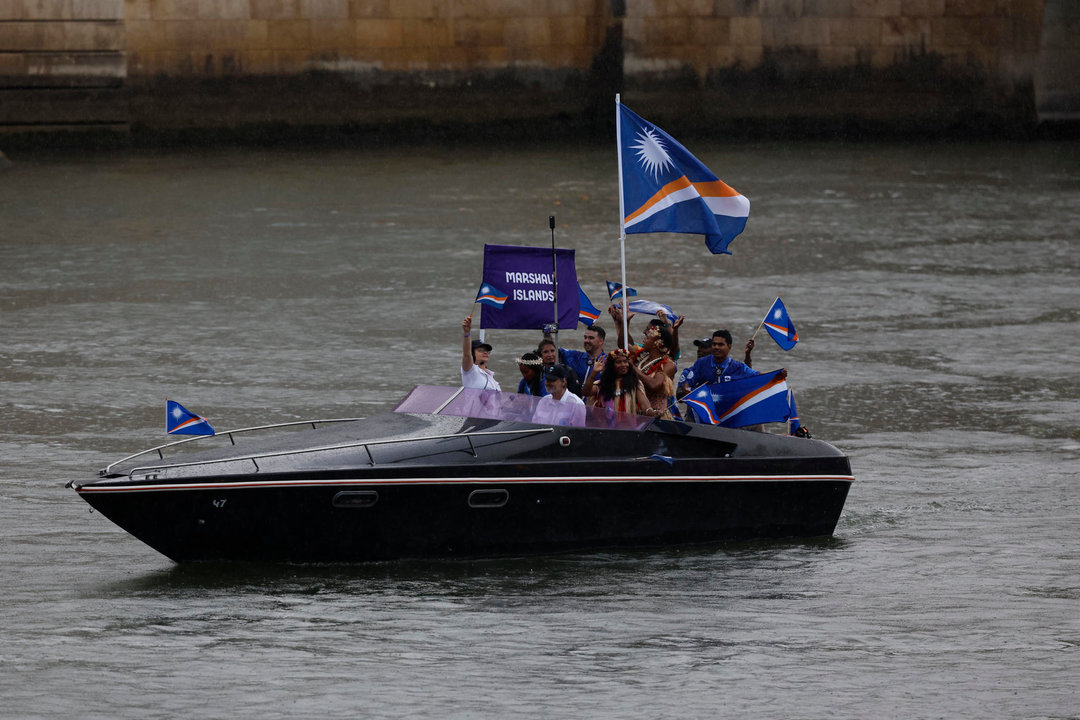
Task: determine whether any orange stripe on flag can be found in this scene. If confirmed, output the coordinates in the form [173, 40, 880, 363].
[624, 176, 692, 224]
[624, 177, 741, 225]
[692, 179, 740, 198]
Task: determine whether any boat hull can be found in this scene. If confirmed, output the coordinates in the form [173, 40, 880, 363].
[77, 459, 852, 563]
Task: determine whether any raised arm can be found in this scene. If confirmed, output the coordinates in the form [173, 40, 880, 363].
[609, 303, 636, 349]
[582, 356, 605, 399]
[671, 314, 683, 357]
[461, 315, 474, 372]
[744, 337, 755, 368]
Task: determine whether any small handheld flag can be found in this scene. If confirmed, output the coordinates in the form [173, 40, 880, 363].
[626, 299, 677, 325]
[578, 284, 601, 327]
[606, 280, 638, 301]
[475, 282, 508, 310]
[166, 400, 215, 436]
[762, 297, 799, 351]
[682, 384, 721, 425]
[618, 101, 750, 255]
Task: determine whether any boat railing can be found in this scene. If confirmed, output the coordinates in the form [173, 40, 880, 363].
[124, 427, 554, 478]
[99, 417, 365, 477]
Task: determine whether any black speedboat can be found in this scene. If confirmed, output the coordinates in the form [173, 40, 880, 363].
[70, 385, 854, 563]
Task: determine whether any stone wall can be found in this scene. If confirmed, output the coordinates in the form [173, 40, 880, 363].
[0, 0, 1071, 138]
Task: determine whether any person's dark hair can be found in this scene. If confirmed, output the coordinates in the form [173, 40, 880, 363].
[597, 352, 641, 401]
[587, 326, 606, 340]
[653, 325, 674, 354]
[537, 338, 557, 352]
[647, 318, 667, 328]
[712, 329, 733, 345]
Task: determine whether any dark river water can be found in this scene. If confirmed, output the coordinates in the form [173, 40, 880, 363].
[2, 139, 1078, 718]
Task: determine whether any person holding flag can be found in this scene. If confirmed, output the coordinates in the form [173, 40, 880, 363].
[678, 329, 759, 398]
[460, 315, 500, 391]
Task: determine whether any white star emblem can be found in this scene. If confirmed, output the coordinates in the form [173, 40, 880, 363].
[631, 128, 674, 181]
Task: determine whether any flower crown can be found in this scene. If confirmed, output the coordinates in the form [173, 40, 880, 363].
[515, 354, 543, 366]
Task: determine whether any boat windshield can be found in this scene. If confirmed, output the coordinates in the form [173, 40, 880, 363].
[393, 385, 652, 430]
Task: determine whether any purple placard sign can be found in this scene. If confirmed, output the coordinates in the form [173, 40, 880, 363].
[480, 244, 579, 330]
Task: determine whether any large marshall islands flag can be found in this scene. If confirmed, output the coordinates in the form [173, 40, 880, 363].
[618, 101, 750, 255]
[709, 369, 791, 428]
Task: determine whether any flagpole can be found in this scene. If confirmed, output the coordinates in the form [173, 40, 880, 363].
[749, 296, 779, 343]
[615, 93, 629, 351]
[549, 214, 558, 339]
[164, 396, 169, 464]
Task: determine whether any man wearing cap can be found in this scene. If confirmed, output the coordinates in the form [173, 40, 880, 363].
[677, 336, 716, 391]
[461, 315, 500, 391]
[678, 329, 758, 398]
[533, 364, 586, 426]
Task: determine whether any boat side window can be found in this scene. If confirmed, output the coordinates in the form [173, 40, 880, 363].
[332, 491, 379, 508]
[468, 489, 509, 508]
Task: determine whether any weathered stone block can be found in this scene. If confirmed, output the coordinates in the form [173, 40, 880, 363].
[883, 15, 930, 44]
[647, 16, 692, 45]
[465, 43, 508, 65]
[242, 48, 275, 72]
[310, 18, 357, 48]
[71, 0, 124, 19]
[760, 0, 804, 17]
[301, 0, 349, 19]
[901, 0, 944, 16]
[0, 53, 27, 76]
[348, 0, 390, 19]
[688, 16, 728, 44]
[402, 18, 453, 47]
[819, 43, 857, 65]
[731, 15, 762, 44]
[827, 16, 879, 45]
[731, 42, 763, 66]
[549, 15, 587, 45]
[63, 20, 125, 50]
[249, 0, 303, 20]
[453, 18, 505, 46]
[505, 17, 552, 46]
[853, 0, 901, 17]
[930, 16, 974, 47]
[266, 19, 311, 49]
[763, 17, 829, 46]
[630, 0, 660, 18]
[356, 17, 404, 47]
[248, 19, 269, 48]
[386, 0, 436, 19]
[429, 44, 469, 66]
[124, 0, 153, 21]
[154, 0, 201, 20]
[21, 0, 70, 20]
[0, 21, 44, 50]
[206, 0, 253, 20]
[803, 0, 855, 17]
[944, 0, 999, 17]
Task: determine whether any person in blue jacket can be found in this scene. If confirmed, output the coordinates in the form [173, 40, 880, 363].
[677, 329, 758, 397]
